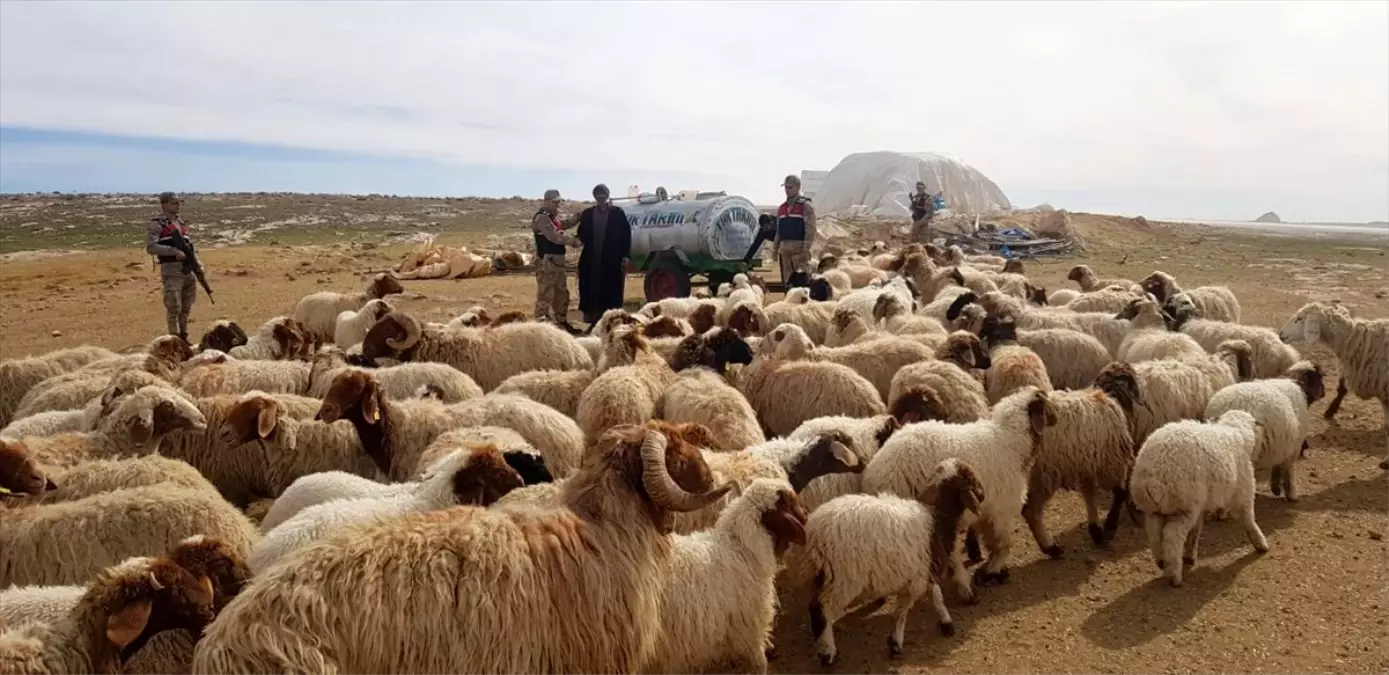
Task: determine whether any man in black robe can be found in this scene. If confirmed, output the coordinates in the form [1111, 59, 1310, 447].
[575, 183, 632, 329]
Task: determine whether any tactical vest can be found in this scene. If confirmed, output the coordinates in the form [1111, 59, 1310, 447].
[776, 198, 809, 241]
[154, 217, 188, 264]
[533, 210, 567, 256]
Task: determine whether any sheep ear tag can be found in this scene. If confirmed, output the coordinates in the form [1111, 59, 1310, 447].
[106, 598, 153, 648]
[367, 405, 381, 423]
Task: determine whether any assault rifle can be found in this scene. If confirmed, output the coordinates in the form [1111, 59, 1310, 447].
[167, 228, 215, 304]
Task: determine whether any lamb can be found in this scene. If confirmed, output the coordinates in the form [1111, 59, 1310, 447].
[762, 322, 933, 401]
[977, 315, 1053, 404]
[888, 333, 992, 424]
[1019, 362, 1143, 558]
[645, 479, 808, 675]
[291, 273, 405, 344]
[332, 298, 395, 349]
[1278, 301, 1389, 423]
[13, 386, 207, 472]
[1067, 264, 1137, 293]
[796, 458, 985, 664]
[247, 443, 526, 574]
[305, 344, 482, 402]
[0, 483, 259, 587]
[1115, 298, 1206, 364]
[1169, 310, 1300, 379]
[715, 274, 765, 324]
[1139, 271, 1241, 323]
[1204, 361, 1325, 501]
[863, 387, 1058, 583]
[179, 358, 312, 397]
[197, 320, 250, 354]
[0, 554, 217, 675]
[227, 316, 313, 361]
[189, 421, 731, 674]
[0, 345, 118, 427]
[360, 310, 591, 391]
[1130, 410, 1270, 587]
[316, 369, 585, 479]
[874, 293, 946, 336]
[660, 329, 761, 451]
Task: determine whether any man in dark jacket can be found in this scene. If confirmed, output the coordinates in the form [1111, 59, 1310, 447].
[575, 183, 632, 329]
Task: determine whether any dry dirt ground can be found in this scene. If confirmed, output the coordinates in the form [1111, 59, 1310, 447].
[1, 195, 1386, 673]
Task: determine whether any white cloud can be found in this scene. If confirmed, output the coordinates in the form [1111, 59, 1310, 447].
[1, 0, 1385, 220]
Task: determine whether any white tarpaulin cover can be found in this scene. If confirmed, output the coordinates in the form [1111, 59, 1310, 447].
[813, 151, 1011, 218]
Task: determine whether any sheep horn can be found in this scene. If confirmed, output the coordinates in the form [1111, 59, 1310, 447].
[148, 572, 163, 591]
[384, 314, 422, 351]
[638, 429, 730, 513]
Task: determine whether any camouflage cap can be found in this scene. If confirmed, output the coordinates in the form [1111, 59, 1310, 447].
[543, 189, 562, 200]
[782, 175, 801, 187]
[158, 191, 181, 204]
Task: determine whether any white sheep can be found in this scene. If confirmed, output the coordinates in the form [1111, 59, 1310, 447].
[1170, 311, 1300, 380]
[1066, 264, 1137, 293]
[761, 322, 933, 401]
[888, 333, 992, 425]
[1278, 301, 1388, 424]
[227, 316, 313, 361]
[247, 443, 525, 573]
[1130, 410, 1270, 587]
[14, 385, 207, 471]
[660, 329, 762, 452]
[1204, 361, 1326, 501]
[738, 327, 886, 437]
[863, 387, 1058, 584]
[179, 358, 312, 397]
[1115, 298, 1207, 364]
[576, 326, 677, 442]
[645, 479, 807, 674]
[292, 273, 405, 343]
[725, 297, 840, 344]
[1126, 340, 1254, 448]
[1139, 270, 1241, 323]
[976, 316, 1053, 405]
[795, 458, 985, 664]
[874, 293, 946, 336]
[333, 298, 395, 349]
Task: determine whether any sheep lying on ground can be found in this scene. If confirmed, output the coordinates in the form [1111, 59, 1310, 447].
[189, 422, 731, 674]
[1139, 271, 1241, 323]
[333, 298, 395, 349]
[361, 311, 591, 391]
[1130, 410, 1269, 587]
[0, 483, 259, 587]
[1021, 362, 1142, 557]
[864, 387, 1058, 583]
[1278, 301, 1388, 424]
[1204, 361, 1325, 501]
[247, 443, 526, 574]
[796, 458, 985, 664]
[0, 553, 217, 675]
[292, 273, 405, 344]
[645, 479, 808, 675]
[0, 345, 118, 428]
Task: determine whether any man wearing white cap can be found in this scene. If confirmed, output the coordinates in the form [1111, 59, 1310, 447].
[773, 174, 816, 288]
[532, 189, 580, 332]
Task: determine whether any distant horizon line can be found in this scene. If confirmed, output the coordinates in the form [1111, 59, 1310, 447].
[2, 190, 1385, 227]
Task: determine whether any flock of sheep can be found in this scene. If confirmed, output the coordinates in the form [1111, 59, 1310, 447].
[0, 240, 1386, 674]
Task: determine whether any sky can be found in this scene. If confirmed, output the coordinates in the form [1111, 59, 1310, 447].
[1, 1, 1386, 223]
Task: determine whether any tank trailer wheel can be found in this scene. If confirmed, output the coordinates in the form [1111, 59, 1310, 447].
[644, 259, 692, 302]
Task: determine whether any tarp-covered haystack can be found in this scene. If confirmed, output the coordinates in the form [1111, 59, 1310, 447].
[814, 151, 1012, 218]
[391, 236, 533, 280]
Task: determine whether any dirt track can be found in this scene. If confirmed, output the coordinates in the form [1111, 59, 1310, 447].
[0, 198, 1385, 673]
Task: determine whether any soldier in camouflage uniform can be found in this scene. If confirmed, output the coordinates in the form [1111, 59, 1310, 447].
[532, 189, 580, 332]
[909, 181, 936, 244]
[145, 192, 198, 343]
[773, 174, 817, 288]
